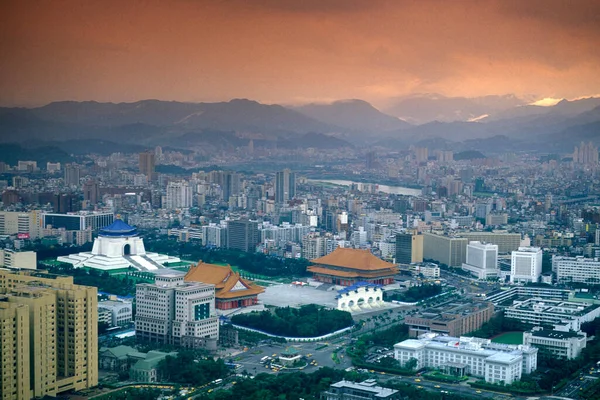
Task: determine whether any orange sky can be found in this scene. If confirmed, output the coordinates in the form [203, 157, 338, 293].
[1, 0, 599, 107]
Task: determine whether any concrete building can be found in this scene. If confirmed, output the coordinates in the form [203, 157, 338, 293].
[510, 247, 542, 283]
[394, 334, 537, 384]
[0, 302, 30, 400]
[410, 262, 440, 279]
[165, 181, 193, 209]
[553, 256, 600, 285]
[135, 270, 219, 350]
[322, 379, 400, 400]
[0, 210, 43, 239]
[0, 249, 37, 269]
[42, 211, 114, 232]
[462, 241, 498, 279]
[98, 300, 133, 327]
[404, 300, 494, 338]
[423, 232, 468, 267]
[485, 286, 570, 308]
[523, 327, 587, 360]
[139, 151, 156, 181]
[505, 298, 600, 332]
[395, 232, 423, 265]
[485, 213, 508, 226]
[302, 233, 328, 260]
[202, 222, 228, 248]
[459, 232, 521, 254]
[275, 168, 296, 204]
[227, 219, 259, 253]
[0, 269, 98, 398]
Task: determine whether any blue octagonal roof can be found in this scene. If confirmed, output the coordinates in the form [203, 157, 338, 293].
[99, 219, 138, 237]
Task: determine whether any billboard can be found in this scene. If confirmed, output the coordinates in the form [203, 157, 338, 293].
[17, 233, 30, 239]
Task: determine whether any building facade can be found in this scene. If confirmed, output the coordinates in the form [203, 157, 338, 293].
[394, 334, 537, 384]
[523, 328, 587, 360]
[135, 270, 219, 350]
[0, 270, 98, 399]
[553, 256, 600, 285]
[395, 232, 423, 265]
[275, 168, 296, 204]
[510, 247, 542, 283]
[505, 298, 600, 331]
[462, 241, 498, 279]
[423, 233, 468, 267]
[227, 219, 259, 253]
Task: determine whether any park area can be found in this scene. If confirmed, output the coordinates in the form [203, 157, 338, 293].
[491, 331, 523, 345]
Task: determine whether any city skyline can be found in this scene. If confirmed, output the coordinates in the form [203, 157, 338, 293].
[1, 0, 600, 107]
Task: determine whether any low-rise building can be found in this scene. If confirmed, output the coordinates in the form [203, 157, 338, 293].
[404, 300, 494, 338]
[485, 286, 570, 308]
[322, 379, 400, 400]
[553, 256, 600, 285]
[394, 334, 537, 385]
[0, 249, 37, 269]
[98, 300, 133, 327]
[411, 262, 440, 279]
[505, 298, 600, 331]
[523, 327, 587, 360]
[130, 350, 178, 383]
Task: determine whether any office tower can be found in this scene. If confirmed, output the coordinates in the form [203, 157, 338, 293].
[275, 169, 296, 204]
[422, 232, 468, 267]
[0, 210, 42, 240]
[510, 247, 543, 283]
[0, 270, 98, 398]
[165, 181, 192, 209]
[135, 271, 219, 350]
[43, 212, 113, 232]
[365, 151, 376, 169]
[395, 232, 423, 265]
[227, 219, 259, 252]
[222, 171, 240, 201]
[462, 241, 499, 279]
[83, 180, 100, 205]
[139, 151, 156, 181]
[63, 164, 80, 186]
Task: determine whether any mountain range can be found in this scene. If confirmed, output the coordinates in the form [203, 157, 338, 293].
[0, 95, 599, 158]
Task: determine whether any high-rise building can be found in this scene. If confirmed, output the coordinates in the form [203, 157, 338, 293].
[63, 164, 81, 186]
[395, 232, 423, 265]
[462, 241, 499, 279]
[139, 151, 156, 181]
[0, 270, 98, 398]
[275, 169, 296, 204]
[0, 210, 43, 239]
[302, 234, 328, 260]
[510, 247, 542, 283]
[135, 270, 219, 350]
[165, 181, 192, 209]
[422, 233, 468, 267]
[573, 142, 599, 165]
[227, 219, 259, 253]
[82, 180, 100, 205]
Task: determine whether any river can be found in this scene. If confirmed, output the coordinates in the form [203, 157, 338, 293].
[308, 179, 422, 196]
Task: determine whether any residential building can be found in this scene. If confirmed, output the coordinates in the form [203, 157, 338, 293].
[0, 302, 30, 400]
[394, 334, 537, 384]
[0, 249, 37, 269]
[404, 300, 494, 338]
[63, 164, 81, 186]
[523, 327, 587, 360]
[275, 168, 296, 204]
[423, 232, 468, 267]
[202, 222, 228, 248]
[505, 298, 600, 331]
[395, 232, 423, 265]
[553, 256, 600, 285]
[165, 181, 193, 209]
[322, 379, 400, 400]
[135, 270, 219, 350]
[139, 151, 156, 181]
[462, 241, 498, 279]
[227, 219, 259, 253]
[0, 269, 98, 398]
[302, 233, 328, 260]
[510, 247, 542, 283]
[0, 210, 43, 239]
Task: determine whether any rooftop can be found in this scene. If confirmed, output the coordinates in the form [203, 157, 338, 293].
[311, 248, 397, 271]
[99, 219, 137, 237]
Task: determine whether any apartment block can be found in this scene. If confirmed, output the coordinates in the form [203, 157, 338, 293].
[0, 302, 30, 400]
[0, 270, 98, 399]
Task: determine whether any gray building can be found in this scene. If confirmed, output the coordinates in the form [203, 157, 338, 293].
[227, 219, 259, 253]
[423, 232, 468, 267]
[322, 379, 400, 400]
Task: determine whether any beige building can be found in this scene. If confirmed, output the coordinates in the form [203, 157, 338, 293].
[0, 270, 98, 399]
[0, 302, 30, 400]
[0, 210, 42, 239]
[459, 232, 520, 254]
[423, 232, 468, 267]
[0, 249, 37, 269]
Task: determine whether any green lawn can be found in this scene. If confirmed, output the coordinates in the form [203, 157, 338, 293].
[491, 331, 523, 345]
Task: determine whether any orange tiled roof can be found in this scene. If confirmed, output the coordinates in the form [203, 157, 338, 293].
[184, 261, 264, 299]
[307, 265, 398, 278]
[311, 248, 397, 271]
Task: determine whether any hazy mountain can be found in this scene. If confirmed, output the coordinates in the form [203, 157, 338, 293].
[384, 93, 526, 124]
[293, 99, 410, 132]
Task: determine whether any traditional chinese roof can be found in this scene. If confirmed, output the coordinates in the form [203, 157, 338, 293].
[184, 261, 264, 299]
[311, 248, 397, 271]
[99, 219, 137, 237]
[307, 266, 397, 278]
